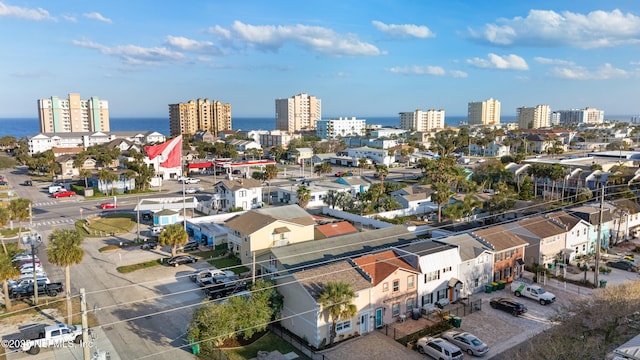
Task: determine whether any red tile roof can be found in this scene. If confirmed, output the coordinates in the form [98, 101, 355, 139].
[314, 221, 358, 238]
[353, 250, 418, 286]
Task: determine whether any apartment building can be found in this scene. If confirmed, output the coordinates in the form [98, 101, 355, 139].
[38, 93, 110, 133]
[553, 107, 604, 125]
[468, 98, 501, 125]
[399, 109, 445, 131]
[275, 93, 321, 132]
[517, 104, 551, 129]
[316, 117, 366, 139]
[168, 98, 232, 136]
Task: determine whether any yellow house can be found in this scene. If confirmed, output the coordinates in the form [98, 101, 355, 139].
[224, 205, 315, 265]
[276, 260, 372, 349]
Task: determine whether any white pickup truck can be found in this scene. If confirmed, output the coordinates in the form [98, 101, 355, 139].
[21, 323, 83, 354]
[510, 281, 556, 305]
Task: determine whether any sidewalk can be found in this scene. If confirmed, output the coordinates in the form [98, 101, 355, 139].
[53, 327, 121, 360]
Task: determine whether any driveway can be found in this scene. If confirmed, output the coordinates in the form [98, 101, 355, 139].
[321, 330, 423, 360]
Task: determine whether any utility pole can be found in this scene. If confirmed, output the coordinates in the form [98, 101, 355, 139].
[80, 288, 91, 360]
[594, 184, 605, 287]
[136, 197, 140, 240]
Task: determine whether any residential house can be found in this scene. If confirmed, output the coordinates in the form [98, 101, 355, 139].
[227, 139, 261, 153]
[276, 182, 352, 207]
[276, 260, 372, 348]
[333, 176, 371, 196]
[524, 134, 555, 154]
[256, 225, 417, 276]
[51, 147, 83, 158]
[611, 199, 640, 240]
[106, 138, 137, 152]
[259, 130, 300, 148]
[484, 141, 510, 157]
[193, 130, 216, 143]
[544, 211, 592, 263]
[237, 130, 269, 144]
[394, 240, 462, 307]
[27, 131, 165, 155]
[56, 155, 98, 178]
[289, 147, 314, 163]
[224, 205, 316, 265]
[391, 186, 437, 212]
[567, 204, 614, 250]
[209, 178, 263, 212]
[367, 137, 398, 149]
[314, 221, 359, 239]
[440, 233, 494, 296]
[347, 146, 394, 166]
[504, 216, 568, 268]
[472, 225, 529, 282]
[352, 250, 420, 324]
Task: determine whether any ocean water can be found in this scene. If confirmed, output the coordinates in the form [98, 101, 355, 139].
[0, 115, 511, 139]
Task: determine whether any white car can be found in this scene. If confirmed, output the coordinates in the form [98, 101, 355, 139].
[441, 331, 489, 357]
[184, 187, 202, 194]
[181, 178, 200, 184]
[151, 226, 164, 235]
[416, 336, 464, 360]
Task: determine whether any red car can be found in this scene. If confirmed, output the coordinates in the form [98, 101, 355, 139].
[52, 190, 76, 198]
[100, 202, 117, 209]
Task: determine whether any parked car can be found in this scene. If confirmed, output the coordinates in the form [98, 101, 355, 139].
[100, 202, 117, 209]
[140, 240, 158, 250]
[12, 253, 39, 263]
[440, 330, 489, 357]
[151, 226, 164, 235]
[184, 187, 202, 194]
[607, 260, 638, 272]
[416, 336, 464, 360]
[181, 178, 200, 184]
[166, 255, 198, 267]
[335, 171, 353, 177]
[179, 241, 200, 252]
[489, 297, 528, 316]
[23, 180, 33, 186]
[189, 268, 234, 282]
[52, 190, 76, 198]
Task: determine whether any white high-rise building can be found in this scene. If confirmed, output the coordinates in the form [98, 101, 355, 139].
[554, 107, 604, 125]
[517, 105, 551, 129]
[399, 109, 445, 131]
[275, 93, 321, 132]
[316, 117, 366, 139]
[468, 98, 501, 125]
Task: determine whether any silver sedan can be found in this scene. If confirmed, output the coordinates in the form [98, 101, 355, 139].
[441, 330, 489, 357]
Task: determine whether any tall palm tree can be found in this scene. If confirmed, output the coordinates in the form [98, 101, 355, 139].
[47, 228, 84, 324]
[0, 253, 20, 311]
[317, 281, 357, 346]
[8, 198, 31, 235]
[264, 164, 279, 205]
[324, 190, 338, 209]
[296, 186, 311, 209]
[79, 169, 92, 189]
[159, 223, 189, 257]
[0, 207, 11, 253]
[334, 192, 352, 211]
[375, 165, 388, 192]
[357, 158, 368, 175]
[432, 182, 454, 223]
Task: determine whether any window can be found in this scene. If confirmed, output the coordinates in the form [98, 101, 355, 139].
[474, 278, 479, 287]
[425, 270, 440, 282]
[392, 303, 400, 317]
[436, 289, 447, 301]
[239, 190, 246, 197]
[407, 275, 414, 289]
[406, 298, 415, 311]
[335, 320, 352, 333]
[383, 282, 389, 291]
[393, 280, 400, 292]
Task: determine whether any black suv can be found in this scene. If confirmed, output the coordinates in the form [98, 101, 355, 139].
[490, 297, 528, 316]
[179, 241, 199, 252]
[166, 255, 198, 267]
[140, 240, 158, 250]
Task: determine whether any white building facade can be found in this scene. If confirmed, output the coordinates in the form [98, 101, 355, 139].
[517, 105, 551, 129]
[316, 117, 366, 139]
[399, 109, 445, 131]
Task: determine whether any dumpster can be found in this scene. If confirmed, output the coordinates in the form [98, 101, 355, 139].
[497, 280, 506, 290]
[599, 280, 607, 288]
[491, 282, 499, 291]
[451, 316, 462, 328]
[485, 284, 492, 293]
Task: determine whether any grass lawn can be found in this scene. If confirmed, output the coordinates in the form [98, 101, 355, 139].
[1, 296, 99, 327]
[98, 245, 121, 252]
[116, 259, 163, 273]
[193, 249, 226, 260]
[207, 258, 250, 274]
[0, 228, 20, 237]
[224, 332, 302, 360]
[77, 214, 135, 237]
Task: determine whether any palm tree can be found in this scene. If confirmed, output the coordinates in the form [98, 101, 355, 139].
[0, 252, 20, 311]
[461, 195, 482, 222]
[375, 165, 388, 192]
[264, 164, 279, 205]
[47, 228, 84, 324]
[432, 182, 454, 223]
[357, 158, 368, 175]
[334, 192, 352, 211]
[296, 186, 311, 209]
[0, 208, 11, 253]
[159, 223, 189, 257]
[317, 281, 357, 346]
[79, 169, 92, 189]
[8, 198, 31, 235]
[324, 190, 339, 209]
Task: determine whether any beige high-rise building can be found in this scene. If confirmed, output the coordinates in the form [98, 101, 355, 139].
[399, 109, 445, 131]
[275, 93, 321, 132]
[517, 105, 551, 129]
[468, 98, 501, 125]
[38, 93, 110, 133]
[169, 98, 231, 136]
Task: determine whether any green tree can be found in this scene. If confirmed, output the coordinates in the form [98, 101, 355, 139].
[314, 162, 332, 176]
[296, 186, 311, 209]
[0, 207, 11, 253]
[8, 198, 31, 234]
[47, 228, 84, 324]
[432, 182, 454, 223]
[79, 169, 92, 189]
[317, 281, 357, 346]
[0, 253, 20, 311]
[375, 165, 389, 192]
[357, 158, 368, 175]
[0, 156, 16, 170]
[159, 223, 189, 257]
[519, 176, 534, 201]
[264, 164, 279, 205]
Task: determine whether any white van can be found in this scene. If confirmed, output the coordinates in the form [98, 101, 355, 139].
[48, 185, 63, 194]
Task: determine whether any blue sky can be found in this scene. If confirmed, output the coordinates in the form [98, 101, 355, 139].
[1, 0, 639, 118]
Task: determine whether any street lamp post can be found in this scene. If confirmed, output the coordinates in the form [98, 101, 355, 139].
[22, 234, 40, 305]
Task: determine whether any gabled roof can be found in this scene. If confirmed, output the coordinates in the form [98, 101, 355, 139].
[612, 198, 640, 214]
[440, 233, 492, 261]
[315, 221, 359, 238]
[352, 250, 418, 286]
[472, 225, 529, 251]
[225, 204, 315, 234]
[545, 211, 583, 229]
[397, 239, 458, 257]
[266, 225, 416, 272]
[294, 260, 371, 300]
[516, 216, 567, 238]
[216, 178, 263, 191]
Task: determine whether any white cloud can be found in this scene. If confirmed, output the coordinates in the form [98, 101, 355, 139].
[466, 53, 529, 70]
[550, 63, 628, 80]
[72, 39, 184, 66]
[469, 9, 640, 48]
[0, 1, 53, 20]
[62, 14, 77, 23]
[165, 36, 224, 55]
[534, 57, 575, 65]
[387, 65, 466, 77]
[206, 20, 385, 57]
[83, 12, 111, 24]
[371, 20, 435, 38]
